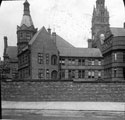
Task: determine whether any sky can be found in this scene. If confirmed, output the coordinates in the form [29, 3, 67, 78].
[0, 0, 125, 60]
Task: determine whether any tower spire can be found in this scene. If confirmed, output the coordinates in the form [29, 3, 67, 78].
[91, 0, 109, 48]
[23, 0, 30, 16]
[20, 0, 34, 27]
[96, 0, 105, 7]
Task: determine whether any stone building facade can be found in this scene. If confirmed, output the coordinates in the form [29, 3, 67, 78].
[91, 0, 125, 81]
[102, 28, 125, 81]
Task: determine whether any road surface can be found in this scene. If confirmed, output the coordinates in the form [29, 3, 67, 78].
[2, 109, 125, 120]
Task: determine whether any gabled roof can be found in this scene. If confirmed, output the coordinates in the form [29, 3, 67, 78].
[29, 26, 47, 45]
[110, 27, 125, 37]
[6, 46, 17, 59]
[29, 26, 74, 49]
[59, 48, 102, 57]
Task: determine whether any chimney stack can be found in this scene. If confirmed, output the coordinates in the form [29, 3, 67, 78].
[88, 39, 92, 48]
[124, 22, 125, 28]
[47, 27, 51, 35]
[52, 32, 56, 43]
[4, 36, 8, 50]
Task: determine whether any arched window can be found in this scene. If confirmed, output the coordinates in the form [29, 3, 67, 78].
[51, 70, 58, 79]
[51, 55, 57, 65]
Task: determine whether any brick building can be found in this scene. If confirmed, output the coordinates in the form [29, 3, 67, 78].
[16, 0, 103, 80]
[3, 36, 18, 79]
[2, 0, 125, 81]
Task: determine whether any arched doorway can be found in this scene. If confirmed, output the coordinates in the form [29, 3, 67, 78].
[51, 70, 57, 79]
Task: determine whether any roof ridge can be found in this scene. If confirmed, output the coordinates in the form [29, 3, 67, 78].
[110, 27, 124, 29]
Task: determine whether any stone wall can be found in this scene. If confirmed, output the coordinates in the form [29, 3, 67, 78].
[1, 81, 125, 102]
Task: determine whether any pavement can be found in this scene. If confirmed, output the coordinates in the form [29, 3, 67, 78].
[2, 101, 125, 111]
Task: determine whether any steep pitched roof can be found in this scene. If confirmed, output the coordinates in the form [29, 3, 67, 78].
[29, 26, 101, 58]
[59, 48, 102, 57]
[29, 26, 47, 45]
[6, 46, 17, 59]
[21, 15, 34, 27]
[29, 26, 74, 49]
[56, 35, 74, 49]
[110, 27, 125, 37]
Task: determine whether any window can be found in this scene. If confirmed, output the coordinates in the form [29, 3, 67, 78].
[51, 55, 57, 65]
[91, 60, 94, 65]
[61, 59, 65, 66]
[72, 70, 75, 78]
[98, 60, 101, 65]
[82, 70, 85, 78]
[72, 59, 75, 65]
[88, 71, 91, 78]
[98, 71, 101, 78]
[92, 71, 94, 78]
[46, 53, 49, 64]
[38, 53, 44, 64]
[123, 52, 125, 63]
[38, 69, 44, 79]
[46, 69, 49, 79]
[82, 59, 85, 66]
[26, 32, 31, 40]
[88, 59, 91, 66]
[20, 32, 23, 38]
[68, 70, 75, 79]
[78, 70, 82, 78]
[78, 70, 85, 78]
[114, 53, 117, 61]
[78, 59, 84, 66]
[68, 59, 72, 65]
[78, 59, 81, 66]
[114, 68, 117, 78]
[68, 58, 75, 65]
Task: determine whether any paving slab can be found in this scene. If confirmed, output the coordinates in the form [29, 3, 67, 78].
[2, 101, 125, 111]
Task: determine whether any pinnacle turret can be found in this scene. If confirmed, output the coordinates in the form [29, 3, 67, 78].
[23, 0, 30, 16]
[20, 0, 34, 27]
[17, 0, 37, 54]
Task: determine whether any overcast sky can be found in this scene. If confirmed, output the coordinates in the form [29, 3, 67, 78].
[0, 0, 125, 60]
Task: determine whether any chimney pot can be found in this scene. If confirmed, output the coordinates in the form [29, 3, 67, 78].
[52, 32, 56, 43]
[48, 28, 51, 35]
[88, 39, 92, 48]
[4, 36, 8, 49]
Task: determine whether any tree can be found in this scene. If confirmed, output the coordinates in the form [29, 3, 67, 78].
[0, 60, 10, 80]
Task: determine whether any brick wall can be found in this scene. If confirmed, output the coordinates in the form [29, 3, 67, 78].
[1, 81, 125, 102]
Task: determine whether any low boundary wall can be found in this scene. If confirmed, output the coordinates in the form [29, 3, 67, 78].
[1, 80, 125, 102]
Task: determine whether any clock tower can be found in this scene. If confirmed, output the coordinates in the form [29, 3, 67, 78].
[91, 0, 110, 49]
